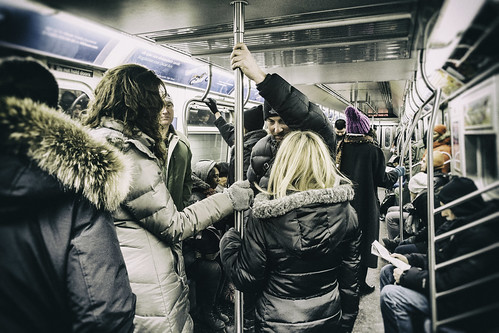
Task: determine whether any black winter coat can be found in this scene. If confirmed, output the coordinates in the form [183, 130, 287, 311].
[0, 97, 136, 332]
[221, 185, 361, 333]
[213, 115, 267, 185]
[337, 135, 398, 267]
[247, 74, 337, 189]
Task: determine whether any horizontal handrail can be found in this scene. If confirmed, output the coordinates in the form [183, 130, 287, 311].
[434, 181, 499, 214]
[436, 302, 499, 327]
[435, 212, 499, 241]
[436, 243, 499, 270]
[436, 272, 499, 299]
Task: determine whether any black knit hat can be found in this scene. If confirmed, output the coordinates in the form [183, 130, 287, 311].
[244, 105, 264, 132]
[437, 177, 485, 217]
[263, 100, 278, 120]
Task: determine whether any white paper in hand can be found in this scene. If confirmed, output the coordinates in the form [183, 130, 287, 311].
[371, 240, 411, 271]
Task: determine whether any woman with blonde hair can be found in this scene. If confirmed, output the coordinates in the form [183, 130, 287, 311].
[84, 63, 253, 333]
[221, 130, 361, 333]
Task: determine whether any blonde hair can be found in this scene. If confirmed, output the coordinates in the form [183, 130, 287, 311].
[264, 130, 351, 198]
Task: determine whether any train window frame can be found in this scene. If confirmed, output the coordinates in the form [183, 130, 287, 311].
[56, 79, 94, 120]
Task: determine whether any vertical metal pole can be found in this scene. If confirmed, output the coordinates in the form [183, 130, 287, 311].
[354, 82, 359, 109]
[232, 2, 247, 332]
[427, 88, 442, 333]
[398, 130, 405, 241]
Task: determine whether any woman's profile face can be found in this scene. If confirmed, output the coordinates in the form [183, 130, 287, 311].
[208, 167, 220, 189]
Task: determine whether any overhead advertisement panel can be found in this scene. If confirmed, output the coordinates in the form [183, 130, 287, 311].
[0, 5, 111, 63]
[126, 48, 237, 95]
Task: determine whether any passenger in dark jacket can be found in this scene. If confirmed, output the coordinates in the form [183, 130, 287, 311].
[336, 106, 401, 294]
[229, 43, 337, 191]
[160, 96, 193, 211]
[221, 131, 361, 333]
[184, 159, 230, 331]
[204, 98, 267, 186]
[380, 177, 499, 333]
[0, 57, 136, 332]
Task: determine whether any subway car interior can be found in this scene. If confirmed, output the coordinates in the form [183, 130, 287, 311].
[1, 0, 498, 332]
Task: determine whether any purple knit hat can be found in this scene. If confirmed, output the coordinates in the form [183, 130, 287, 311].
[345, 106, 370, 134]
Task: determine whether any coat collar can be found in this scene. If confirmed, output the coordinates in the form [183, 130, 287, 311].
[0, 97, 132, 211]
[252, 184, 354, 219]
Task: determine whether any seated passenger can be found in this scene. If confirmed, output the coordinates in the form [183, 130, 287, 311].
[184, 159, 230, 331]
[383, 151, 450, 255]
[384, 151, 450, 241]
[0, 57, 135, 332]
[420, 124, 451, 174]
[221, 130, 361, 333]
[380, 177, 499, 333]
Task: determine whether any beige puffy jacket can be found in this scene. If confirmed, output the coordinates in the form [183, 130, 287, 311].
[91, 118, 234, 333]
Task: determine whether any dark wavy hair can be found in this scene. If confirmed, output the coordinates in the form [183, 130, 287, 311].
[84, 64, 167, 161]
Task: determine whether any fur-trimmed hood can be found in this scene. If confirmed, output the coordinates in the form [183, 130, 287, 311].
[252, 184, 355, 219]
[0, 97, 132, 211]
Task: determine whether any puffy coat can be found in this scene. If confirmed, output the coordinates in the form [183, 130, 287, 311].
[247, 74, 337, 189]
[89, 118, 235, 333]
[214, 115, 267, 185]
[221, 185, 361, 333]
[0, 97, 136, 332]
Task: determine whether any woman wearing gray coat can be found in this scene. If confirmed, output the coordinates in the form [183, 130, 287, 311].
[84, 64, 253, 333]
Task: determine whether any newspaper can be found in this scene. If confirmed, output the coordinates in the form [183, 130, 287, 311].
[371, 240, 411, 271]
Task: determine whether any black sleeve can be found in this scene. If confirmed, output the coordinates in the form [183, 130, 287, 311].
[214, 116, 235, 147]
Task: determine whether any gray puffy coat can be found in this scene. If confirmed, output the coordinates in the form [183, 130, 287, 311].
[90, 118, 235, 333]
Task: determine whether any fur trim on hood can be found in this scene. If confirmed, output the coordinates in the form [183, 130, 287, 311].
[252, 184, 355, 219]
[0, 97, 132, 211]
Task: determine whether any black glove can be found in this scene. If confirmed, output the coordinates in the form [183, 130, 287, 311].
[204, 97, 219, 114]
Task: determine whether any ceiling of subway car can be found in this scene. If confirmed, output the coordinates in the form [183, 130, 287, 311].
[34, 0, 441, 116]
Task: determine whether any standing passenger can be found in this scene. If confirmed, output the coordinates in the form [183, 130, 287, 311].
[160, 95, 193, 211]
[221, 130, 361, 333]
[336, 106, 403, 295]
[184, 160, 230, 331]
[204, 97, 266, 186]
[229, 43, 337, 190]
[83, 64, 253, 333]
[335, 118, 347, 143]
[0, 57, 136, 332]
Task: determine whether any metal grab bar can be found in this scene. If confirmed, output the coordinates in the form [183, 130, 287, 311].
[426, 88, 442, 333]
[435, 212, 499, 242]
[436, 302, 499, 327]
[434, 181, 499, 214]
[436, 272, 499, 299]
[436, 243, 499, 270]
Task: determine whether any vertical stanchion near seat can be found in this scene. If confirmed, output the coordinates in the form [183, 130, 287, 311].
[232, 1, 247, 332]
[427, 88, 442, 333]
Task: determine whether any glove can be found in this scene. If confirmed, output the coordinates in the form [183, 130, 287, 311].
[225, 180, 253, 211]
[395, 165, 405, 177]
[204, 97, 219, 114]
